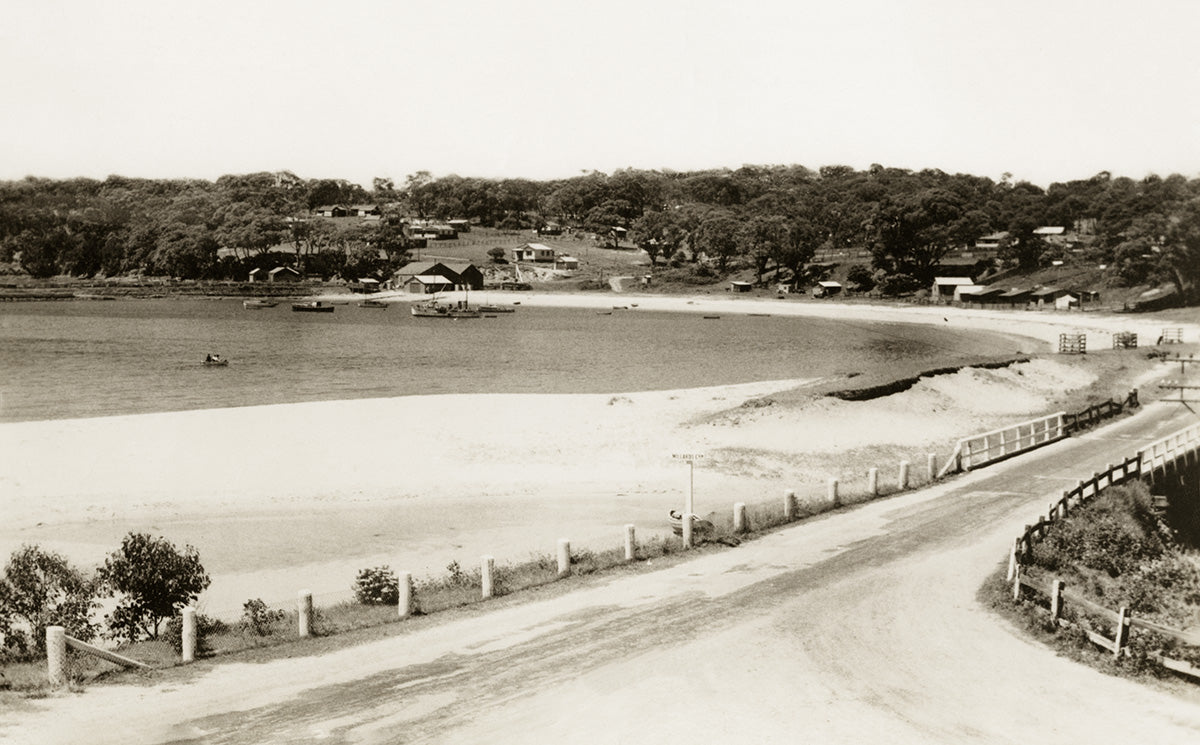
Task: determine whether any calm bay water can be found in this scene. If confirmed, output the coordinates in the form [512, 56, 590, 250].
[0, 298, 1027, 423]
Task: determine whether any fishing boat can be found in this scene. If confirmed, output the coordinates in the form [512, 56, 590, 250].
[446, 305, 481, 319]
[292, 301, 334, 313]
[411, 300, 449, 318]
[358, 299, 388, 309]
[243, 299, 278, 309]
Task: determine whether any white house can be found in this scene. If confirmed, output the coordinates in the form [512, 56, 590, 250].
[512, 243, 556, 262]
[932, 277, 975, 302]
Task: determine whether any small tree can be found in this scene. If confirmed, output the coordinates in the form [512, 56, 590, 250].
[354, 566, 399, 605]
[487, 246, 507, 263]
[0, 545, 98, 657]
[98, 533, 211, 642]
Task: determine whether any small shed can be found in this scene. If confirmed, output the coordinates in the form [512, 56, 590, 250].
[932, 277, 975, 302]
[448, 219, 471, 233]
[1055, 293, 1080, 311]
[555, 256, 579, 271]
[1031, 287, 1071, 308]
[974, 232, 1009, 251]
[958, 286, 1005, 305]
[813, 280, 843, 298]
[730, 281, 753, 293]
[268, 266, 301, 282]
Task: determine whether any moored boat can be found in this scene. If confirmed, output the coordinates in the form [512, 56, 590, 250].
[411, 300, 449, 318]
[358, 299, 388, 308]
[243, 299, 278, 309]
[478, 304, 515, 313]
[292, 301, 334, 313]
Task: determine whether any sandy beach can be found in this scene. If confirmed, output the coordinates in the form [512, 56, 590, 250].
[1, 293, 1193, 617]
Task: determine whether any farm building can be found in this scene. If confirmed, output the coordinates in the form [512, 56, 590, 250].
[513, 244, 556, 263]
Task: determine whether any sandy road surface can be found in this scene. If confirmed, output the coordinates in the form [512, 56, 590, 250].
[6, 402, 1200, 744]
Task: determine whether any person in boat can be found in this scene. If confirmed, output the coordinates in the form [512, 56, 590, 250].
[206, 353, 223, 363]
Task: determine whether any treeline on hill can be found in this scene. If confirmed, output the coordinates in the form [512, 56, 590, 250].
[2, 165, 1199, 305]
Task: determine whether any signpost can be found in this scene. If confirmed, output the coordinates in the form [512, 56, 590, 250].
[673, 453, 705, 548]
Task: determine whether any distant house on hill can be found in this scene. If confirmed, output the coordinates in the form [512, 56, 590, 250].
[513, 243, 556, 263]
[730, 280, 753, 293]
[554, 256, 579, 271]
[447, 219, 471, 233]
[974, 232, 1009, 251]
[314, 205, 350, 218]
[349, 204, 380, 217]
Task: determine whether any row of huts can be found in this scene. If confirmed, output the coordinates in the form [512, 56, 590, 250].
[933, 277, 1100, 309]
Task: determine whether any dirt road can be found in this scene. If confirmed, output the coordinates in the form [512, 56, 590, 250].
[6, 403, 1200, 744]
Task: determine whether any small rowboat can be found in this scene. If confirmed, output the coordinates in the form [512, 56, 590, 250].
[202, 357, 228, 367]
[668, 510, 714, 536]
[292, 301, 334, 313]
[243, 299, 278, 309]
[358, 299, 388, 308]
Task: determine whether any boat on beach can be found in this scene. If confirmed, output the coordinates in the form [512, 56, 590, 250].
[668, 510, 714, 536]
[292, 301, 334, 313]
[243, 299, 278, 309]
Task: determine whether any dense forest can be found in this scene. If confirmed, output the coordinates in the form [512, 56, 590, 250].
[2, 165, 1198, 305]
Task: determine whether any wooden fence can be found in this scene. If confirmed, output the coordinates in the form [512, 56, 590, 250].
[1058, 333, 1087, 354]
[1112, 331, 1138, 349]
[1062, 389, 1140, 433]
[1007, 421, 1200, 680]
[1014, 571, 1200, 679]
[939, 412, 1067, 478]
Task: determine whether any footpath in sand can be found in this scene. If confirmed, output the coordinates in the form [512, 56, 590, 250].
[0, 297, 1193, 617]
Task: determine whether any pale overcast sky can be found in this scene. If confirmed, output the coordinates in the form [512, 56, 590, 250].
[2, 0, 1198, 187]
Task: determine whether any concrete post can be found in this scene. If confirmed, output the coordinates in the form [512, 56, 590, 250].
[783, 489, 796, 521]
[682, 513, 693, 549]
[398, 571, 413, 618]
[1012, 564, 1022, 602]
[927, 453, 938, 481]
[624, 524, 636, 561]
[557, 539, 571, 577]
[867, 468, 878, 496]
[297, 590, 313, 638]
[1050, 579, 1064, 623]
[827, 478, 839, 507]
[481, 555, 495, 599]
[733, 502, 747, 534]
[898, 461, 910, 490]
[46, 626, 66, 687]
[1006, 537, 1019, 582]
[181, 606, 197, 663]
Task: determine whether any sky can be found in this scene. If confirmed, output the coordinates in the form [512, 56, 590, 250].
[3, 0, 1199, 188]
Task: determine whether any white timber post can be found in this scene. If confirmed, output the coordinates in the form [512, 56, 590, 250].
[481, 555, 495, 599]
[398, 571, 413, 618]
[898, 461, 910, 490]
[298, 590, 313, 638]
[682, 512, 693, 549]
[733, 502, 747, 534]
[783, 489, 797, 521]
[827, 478, 839, 507]
[557, 539, 571, 577]
[927, 453, 938, 481]
[1006, 536, 1019, 582]
[46, 626, 66, 687]
[624, 524, 636, 561]
[1115, 607, 1130, 658]
[867, 468, 878, 497]
[181, 606, 197, 663]
[1050, 580, 1064, 623]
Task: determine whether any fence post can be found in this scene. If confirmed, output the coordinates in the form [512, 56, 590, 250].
[481, 555, 495, 599]
[733, 502, 747, 534]
[181, 606, 197, 663]
[927, 453, 938, 481]
[682, 512, 693, 549]
[46, 626, 66, 687]
[1006, 536, 1019, 581]
[1050, 579, 1064, 623]
[827, 478, 839, 507]
[624, 524, 636, 561]
[1115, 606, 1130, 657]
[783, 489, 796, 521]
[1012, 563, 1022, 602]
[557, 539, 571, 577]
[398, 571, 413, 618]
[297, 590, 313, 638]
[898, 461, 910, 490]
[867, 468, 878, 496]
